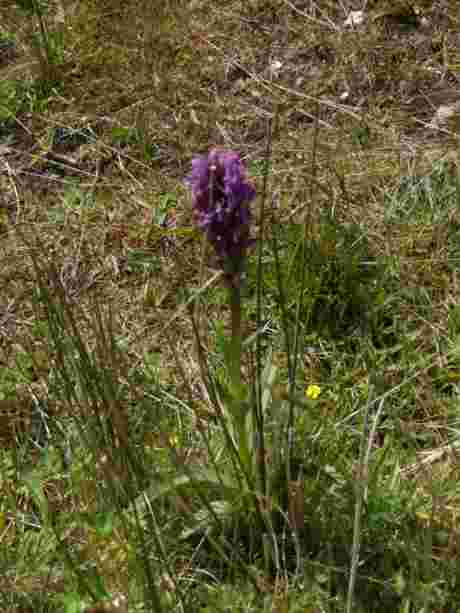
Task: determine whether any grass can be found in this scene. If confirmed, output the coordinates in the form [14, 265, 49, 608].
[1, 0, 460, 611]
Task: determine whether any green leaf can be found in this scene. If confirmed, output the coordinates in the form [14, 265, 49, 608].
[62, 591, 83, 613]
[90, 571, 111, 601]
[94, 511, 114, 538]
[111, 126, 140, 145]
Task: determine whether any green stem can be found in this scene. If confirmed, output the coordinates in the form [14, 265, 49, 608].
[229, 281, 242, 393]
[228, 278, 252, 474]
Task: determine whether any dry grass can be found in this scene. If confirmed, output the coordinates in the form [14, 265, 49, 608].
[2, 0, 460, 610]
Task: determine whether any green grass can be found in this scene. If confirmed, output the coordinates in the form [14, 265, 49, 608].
[2, 0, 460, 611]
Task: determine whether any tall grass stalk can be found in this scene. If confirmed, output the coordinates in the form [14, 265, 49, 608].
[347, 387, 388, 613]
[20, 236, 166, 608]
[254, 116, 275, 507]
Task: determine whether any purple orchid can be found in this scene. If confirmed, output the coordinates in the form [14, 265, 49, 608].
[185, 148, 256, 280]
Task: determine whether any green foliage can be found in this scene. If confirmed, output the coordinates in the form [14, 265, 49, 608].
[248, 158, 271, 177]
[111, 126, 142, 146]
[125, 248, 161, 273]
[0, 77, 62, 127]
[0, 368, 21, 399]
[0, 351, 38, 399]
[52, 126, 96, 147]
[14, 0, 65, 70]
[111, 126, 161, 161]
[32, 28, 65, 66]
[386, 160, 460, 224]
[141, 348, 298, 567]
[351, 124, 371, 148]
[0, 79, 23, 122]
[61, 592, 84, 613]
[14, 0, 48, 14]
[271, 215, 391, 342]
[155, 192, 177, 225]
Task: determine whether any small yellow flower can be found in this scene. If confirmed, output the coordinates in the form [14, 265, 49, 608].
[306, 384, 321, 400]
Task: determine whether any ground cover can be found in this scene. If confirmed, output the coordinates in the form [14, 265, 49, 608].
[1, 1, 460, 611]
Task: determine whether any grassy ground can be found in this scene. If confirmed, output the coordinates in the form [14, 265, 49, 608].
[2, 0, 460, 611]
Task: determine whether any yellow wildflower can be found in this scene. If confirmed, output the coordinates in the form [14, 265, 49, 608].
[306, 384, 321, 400]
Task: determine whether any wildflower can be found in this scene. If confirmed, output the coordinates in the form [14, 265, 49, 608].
[306, 384, 321, 400]
[185, 148, 256, 282]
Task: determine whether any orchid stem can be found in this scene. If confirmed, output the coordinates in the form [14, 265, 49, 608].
[229, 279, 242, 394]
[229, 277, 252, 475]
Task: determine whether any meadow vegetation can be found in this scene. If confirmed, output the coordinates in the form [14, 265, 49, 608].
[1, 0, 460, 611]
